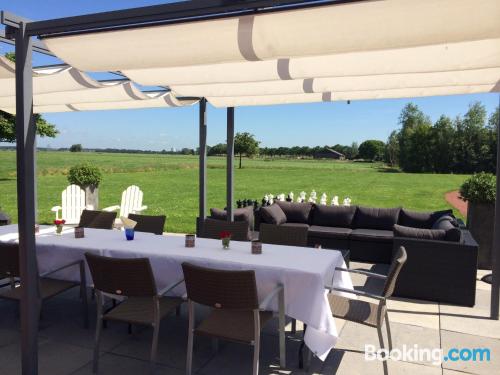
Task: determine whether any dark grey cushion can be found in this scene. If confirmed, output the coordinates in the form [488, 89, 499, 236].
[350, 228, 394, 242]
[276, 201, 313, 223]
[259, 204, 287, 225]
[280, 222, 310, 229]
[210, 206, 254, 225]
[311, 205, 357, 228]
[432, 216, 462, 242]
[308, 225, 352, 239]
[393, 224, 446, 241]
[353, 206, 401, 230]
[399, 208, 453, 229]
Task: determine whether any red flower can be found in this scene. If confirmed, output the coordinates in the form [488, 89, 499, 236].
[54, 219, 66, 225]
[220, 231, 232, 239]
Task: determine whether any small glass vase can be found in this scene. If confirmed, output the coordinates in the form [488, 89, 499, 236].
[222, 237, 230, 249]
[55, 225, 63, 235]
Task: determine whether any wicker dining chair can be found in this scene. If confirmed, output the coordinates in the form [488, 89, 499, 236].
[0, 242, 88, 327]
[302, 246, 407, 374]
[85, 252, 184, 374]
[182, 262, 286, 375]
[78, 209, 117, 230]
[199, 218, 251, 241]
[128, 213, 166, 235]
[259, 223, 308, 247]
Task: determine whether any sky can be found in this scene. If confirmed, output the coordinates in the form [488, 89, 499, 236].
[0, 0, 498, 151]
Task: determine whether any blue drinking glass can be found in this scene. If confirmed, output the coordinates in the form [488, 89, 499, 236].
[125, 228, 135, 241]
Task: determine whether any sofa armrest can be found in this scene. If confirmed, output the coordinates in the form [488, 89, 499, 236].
[393, 236, 478, 306]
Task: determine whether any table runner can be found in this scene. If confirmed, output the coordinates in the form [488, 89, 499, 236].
[0, 224, 353, 360]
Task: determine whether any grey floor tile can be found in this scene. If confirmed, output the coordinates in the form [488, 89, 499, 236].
[441, 330, 500, 375]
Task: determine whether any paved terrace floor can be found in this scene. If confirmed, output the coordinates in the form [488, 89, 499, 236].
[0, 262, 498, 375]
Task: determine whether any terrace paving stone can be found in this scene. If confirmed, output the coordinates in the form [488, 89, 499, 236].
[387, 297, 440, 330]
[335, 321, 441, 367]
[439, 289, 500, 340]
[440, 329, 500, 375]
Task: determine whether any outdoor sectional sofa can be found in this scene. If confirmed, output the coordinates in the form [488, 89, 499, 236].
[254, 201, 478, 306]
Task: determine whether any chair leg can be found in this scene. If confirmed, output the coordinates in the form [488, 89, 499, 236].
[176, 306, 181, 316]
[80, 262, 89, 329]
[186, 301, 195, 375]
[278, 286, 286, 368]
[385, 311, 393, 351]
[150, 323, 160, 374]
[291, 318, 297, 334]
[93, 295, 104, 374]
[253, 309, 261, 375]
[377, 326, 388, 375]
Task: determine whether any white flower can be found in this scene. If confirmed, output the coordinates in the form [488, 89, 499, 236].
[289, 192, 294, 201]
[277, 193, 286, 202]
[343, 197, 352, 206]
[320, 193, 327, 205]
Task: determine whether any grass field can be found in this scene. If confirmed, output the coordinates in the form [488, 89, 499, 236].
[0, 150, 468, 233]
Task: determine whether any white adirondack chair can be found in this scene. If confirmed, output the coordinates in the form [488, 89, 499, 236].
[51, 184, 88, 225]
[103, 185, 147, 219]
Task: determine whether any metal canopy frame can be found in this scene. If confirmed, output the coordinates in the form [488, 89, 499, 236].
[1, 1, 499, 374]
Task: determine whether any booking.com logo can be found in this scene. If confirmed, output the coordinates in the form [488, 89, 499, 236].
[365, 344, 491, 365]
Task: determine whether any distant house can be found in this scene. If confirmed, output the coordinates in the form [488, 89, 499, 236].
[313, 148, 345, 160]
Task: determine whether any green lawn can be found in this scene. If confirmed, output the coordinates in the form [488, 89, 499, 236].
[0, 150, 468, 233]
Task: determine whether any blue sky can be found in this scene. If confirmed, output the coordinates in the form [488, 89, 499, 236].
[1, 0, 498, 150]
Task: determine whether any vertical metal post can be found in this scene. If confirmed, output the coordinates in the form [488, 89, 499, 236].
[226, 107, 235, 222]
[14, 23, 39, 374]
[198, 98, 207, 221]
[491, 94, 500, 320]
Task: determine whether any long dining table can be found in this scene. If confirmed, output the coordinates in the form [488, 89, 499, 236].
[0, 224, 353, 361]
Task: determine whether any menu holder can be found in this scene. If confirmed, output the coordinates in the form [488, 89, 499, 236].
[75, 226, 85, 239]
[185, 234, 195, 248]
[251, 240, 262, 254]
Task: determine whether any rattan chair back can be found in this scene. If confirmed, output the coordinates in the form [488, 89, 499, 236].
[0, 242, 20, 278]
[128, 214, 166, 235]
[78, 210, 117, 229]
[85, 252, 157, 297]
[199, 218, 250, 241]
[259, 223, 308, 247]
[182, 262, 258, 310]
[382, 246, 407, 297]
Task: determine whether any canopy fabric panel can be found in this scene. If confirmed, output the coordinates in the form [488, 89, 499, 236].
[207, 84, 500, 108]
[2, 92, 197, 114]
[0, 65, 109, 97]
[43, 0, 500, 72]
[173, 68, 500, 97]
[125, 39, 500, 86]
[0, 81, 148, 107]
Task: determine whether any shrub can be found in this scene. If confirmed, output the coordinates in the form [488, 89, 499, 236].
[67, 163, 102, 187]
[459, 172, 496, 204]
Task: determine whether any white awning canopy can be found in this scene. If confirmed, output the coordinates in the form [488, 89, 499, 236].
[3, 92, 196, 114]
[39, 0, 500, 108]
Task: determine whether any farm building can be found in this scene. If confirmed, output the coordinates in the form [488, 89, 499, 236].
[313, 148, 345, 160]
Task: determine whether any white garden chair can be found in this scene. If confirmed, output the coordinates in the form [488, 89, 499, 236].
[103, 185, 147, 220]
[51, 184, 88, 225]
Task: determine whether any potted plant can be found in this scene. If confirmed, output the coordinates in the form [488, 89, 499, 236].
[220, 231, 232, 249]
[67, 163, 103, 210]
[460, 172, 496, 269]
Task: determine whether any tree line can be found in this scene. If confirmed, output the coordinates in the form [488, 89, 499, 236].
[386, 102, 499, 173]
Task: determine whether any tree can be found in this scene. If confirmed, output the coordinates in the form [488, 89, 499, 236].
[234, 132, 259, 168]
[69, 144, 83, 152]
[430, 115, 455, 173]
[385, 130, 400, 167]
[358, 140, 385, 161]
[0, 53, 59, 143]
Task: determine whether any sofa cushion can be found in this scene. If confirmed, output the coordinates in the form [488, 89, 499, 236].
[309, 225, 352, 239]
[210, 206, 254, 225]
[350, 228, 393, 243]
[259, 204, 287, 225]
[353, 207, 401, 230]
[276, 201, 313, 223]
[311, 205, 357, 228]
[393, 224, 446, 241]
[432, 216, 462, 242]
[280, 222, 310, 229]
[398, 208, 453, 229]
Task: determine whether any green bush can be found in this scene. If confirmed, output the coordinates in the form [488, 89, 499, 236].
[459, 172, 496, 204]
[67, 163, 102, 187]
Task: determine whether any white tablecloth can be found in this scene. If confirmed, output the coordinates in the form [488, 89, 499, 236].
[0, 224, 353, 360]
